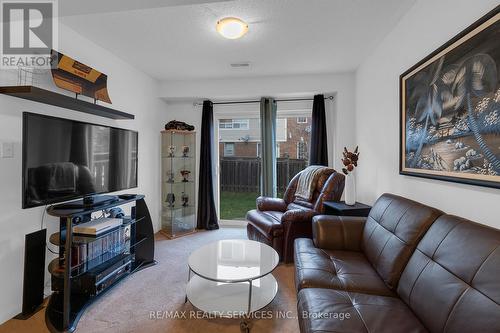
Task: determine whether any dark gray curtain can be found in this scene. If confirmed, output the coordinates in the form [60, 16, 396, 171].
[310, 94, 329, 166]
[197, 100, 219, 230]
[260, 97, 277, 197]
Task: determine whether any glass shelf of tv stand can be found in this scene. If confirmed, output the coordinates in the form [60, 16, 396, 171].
[48, 236, 147, 279]
[48, 216, 145, 246]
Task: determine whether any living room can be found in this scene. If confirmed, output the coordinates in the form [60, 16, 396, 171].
[0, 0, 499, 332]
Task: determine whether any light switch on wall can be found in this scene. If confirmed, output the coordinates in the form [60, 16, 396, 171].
[1, 142, 14, 158]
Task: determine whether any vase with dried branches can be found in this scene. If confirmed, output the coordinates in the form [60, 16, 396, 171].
[342, 146, 360, 205]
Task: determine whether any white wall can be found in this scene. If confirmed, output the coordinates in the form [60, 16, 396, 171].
[0, 23, 165, 323]
[355, 0, 500, 228]
[158, 73, 355, 222]
[159, 72, 357, 172]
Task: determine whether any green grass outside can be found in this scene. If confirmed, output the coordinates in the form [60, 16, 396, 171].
[220, 191, 285, 220]
[220, 191, 259, 220]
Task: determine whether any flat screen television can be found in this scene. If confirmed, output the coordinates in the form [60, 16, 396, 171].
[22, 112, 138, 208]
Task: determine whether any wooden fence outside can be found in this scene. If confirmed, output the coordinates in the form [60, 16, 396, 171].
[220, 157, 307, 193]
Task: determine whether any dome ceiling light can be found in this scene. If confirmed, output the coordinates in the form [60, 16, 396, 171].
[216, 17, 249, 40]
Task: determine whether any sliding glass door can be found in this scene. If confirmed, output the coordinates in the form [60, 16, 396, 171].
[214, 100, 312, 221]
[215, 104, 262, 220]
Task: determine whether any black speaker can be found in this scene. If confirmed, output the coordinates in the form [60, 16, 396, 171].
[15, 229, 47, 319]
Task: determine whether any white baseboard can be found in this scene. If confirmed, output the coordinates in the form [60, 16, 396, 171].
[219, 219, 247, 228]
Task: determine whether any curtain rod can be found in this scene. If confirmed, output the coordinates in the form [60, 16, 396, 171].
[193, 95, 334, 107]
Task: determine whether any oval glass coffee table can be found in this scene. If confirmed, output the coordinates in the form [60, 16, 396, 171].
[186, 239, 279, 319]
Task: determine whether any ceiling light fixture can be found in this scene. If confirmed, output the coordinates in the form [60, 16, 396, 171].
[216, 17, 248, 39]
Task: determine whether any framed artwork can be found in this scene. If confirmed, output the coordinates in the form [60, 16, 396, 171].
[400, 5, 500, 188]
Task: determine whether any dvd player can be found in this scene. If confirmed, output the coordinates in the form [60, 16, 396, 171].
[52, 253, 133, 296]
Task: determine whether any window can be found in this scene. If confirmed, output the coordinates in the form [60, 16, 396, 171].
[297, 117, 308, 124]
[297, 140, 308, 160]
[224, 143, 235, 156]
[219, 119, 249, 129]
[257, 143, 280, 158]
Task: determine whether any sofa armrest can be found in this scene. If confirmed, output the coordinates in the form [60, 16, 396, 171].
[281, 209, 318, 263]
[256, 196, 288, 212]
[282, 209, 317, 223]
[312, 215, 366, 251]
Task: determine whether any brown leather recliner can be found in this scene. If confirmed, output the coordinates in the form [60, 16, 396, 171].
[295, 193, 500, 333]
[246, 168, 345, 263]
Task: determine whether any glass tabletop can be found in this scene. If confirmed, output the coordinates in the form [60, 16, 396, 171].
[188, 239, 279, 282]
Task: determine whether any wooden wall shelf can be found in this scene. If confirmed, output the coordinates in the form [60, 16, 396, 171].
[0, 85, 134, 120]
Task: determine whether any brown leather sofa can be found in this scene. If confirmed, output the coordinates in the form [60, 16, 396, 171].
[294, 193, 500, 333]
[246, 168, 344, 263]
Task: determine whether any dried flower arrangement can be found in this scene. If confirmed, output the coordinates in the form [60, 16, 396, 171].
[342, 146, 360, 175]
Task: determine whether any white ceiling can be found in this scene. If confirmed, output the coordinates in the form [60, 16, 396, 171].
[59, 0, 232, 16]
[60, 0, 415, 81]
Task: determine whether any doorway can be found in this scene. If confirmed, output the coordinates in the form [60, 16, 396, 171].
[214, 100, 312, 222]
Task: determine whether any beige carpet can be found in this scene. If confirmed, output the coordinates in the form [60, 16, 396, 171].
[0, 227, 299, 333]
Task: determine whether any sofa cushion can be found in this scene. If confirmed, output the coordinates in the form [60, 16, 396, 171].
[294, 238, 394, 296]
[297, 288, 427, 333]
[362, 193, 442, 289]
[246, 209, 284, 237]
[398, 214, 500, 333]
[288, 202, 314, 210]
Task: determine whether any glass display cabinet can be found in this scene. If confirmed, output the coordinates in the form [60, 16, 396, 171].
[161, 130, 197, 238]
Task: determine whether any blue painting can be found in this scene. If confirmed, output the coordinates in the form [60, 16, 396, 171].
[400, 6, 500, 188]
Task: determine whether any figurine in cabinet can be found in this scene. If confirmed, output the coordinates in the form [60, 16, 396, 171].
[166, 172, 175, 183]
[181, 192, 189, 207]
[166, 193, 175, 207]
[168, 145, 176, 157]
[180, 170, 191, 182]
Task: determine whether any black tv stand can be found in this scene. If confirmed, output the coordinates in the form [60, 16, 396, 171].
[54, 195, 119, 210]
[45, 194, 155, 333]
